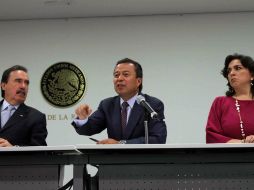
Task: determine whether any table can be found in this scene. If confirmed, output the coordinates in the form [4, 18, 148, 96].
[77, 144, 254, 190]
[0, 145, 82, 190]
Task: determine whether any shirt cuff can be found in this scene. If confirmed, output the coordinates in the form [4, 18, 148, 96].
[73, 118, 88, 127]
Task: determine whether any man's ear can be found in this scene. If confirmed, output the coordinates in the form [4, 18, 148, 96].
[137, 78, 142, 85]
[1, 82, 6, 91]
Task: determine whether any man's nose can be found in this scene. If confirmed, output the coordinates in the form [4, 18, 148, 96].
[20, 82, 27, 88]
[117, 74, 124, 80]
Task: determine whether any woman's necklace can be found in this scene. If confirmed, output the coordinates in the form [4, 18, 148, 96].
[235, 99, 246, 140]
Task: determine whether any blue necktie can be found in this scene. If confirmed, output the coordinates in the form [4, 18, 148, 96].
[1, 105, 15, 128]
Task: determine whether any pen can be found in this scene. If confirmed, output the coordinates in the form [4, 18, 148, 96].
[89, 137, 99, 142]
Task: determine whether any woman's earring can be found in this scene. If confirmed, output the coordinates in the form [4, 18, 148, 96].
[251, 80, 254, 86]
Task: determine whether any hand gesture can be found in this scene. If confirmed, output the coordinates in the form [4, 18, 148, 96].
[75, 104, 92, 120]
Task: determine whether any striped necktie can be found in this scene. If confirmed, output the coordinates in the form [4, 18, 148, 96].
[121, 102, 129, 129]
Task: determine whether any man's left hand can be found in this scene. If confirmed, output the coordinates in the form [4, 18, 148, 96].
[0, 138, 13, 147]
[97, 138, 119, 144]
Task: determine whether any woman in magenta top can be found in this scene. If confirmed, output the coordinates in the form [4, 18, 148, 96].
[206, 53, 254, 143]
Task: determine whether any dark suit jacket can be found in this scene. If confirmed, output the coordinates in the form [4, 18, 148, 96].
[72, 94, 167, 144]
[0, 100, 47, 146]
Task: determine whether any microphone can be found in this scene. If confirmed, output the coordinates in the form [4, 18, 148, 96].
[136, 95, 158, 119]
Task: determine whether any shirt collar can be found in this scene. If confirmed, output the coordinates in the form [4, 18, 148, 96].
[1, 100, 19, 111]
[120, 94, 138, 109]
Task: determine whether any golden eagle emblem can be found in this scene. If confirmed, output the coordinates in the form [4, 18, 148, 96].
[41, 62, 86, 107]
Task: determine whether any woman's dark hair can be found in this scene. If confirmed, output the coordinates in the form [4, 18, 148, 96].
[1, 65, 28, 98]
[115, 58, 143, 92]
[221, 53, 254, 96]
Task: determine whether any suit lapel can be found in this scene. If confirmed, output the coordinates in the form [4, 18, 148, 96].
[122, 102, 143, 139]
[111, 97, 123, 139]
[0, 100, 3, 128]
[1, 104, 28, 131]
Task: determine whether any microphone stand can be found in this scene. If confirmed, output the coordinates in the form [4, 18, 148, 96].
[144, 110, 149, 144]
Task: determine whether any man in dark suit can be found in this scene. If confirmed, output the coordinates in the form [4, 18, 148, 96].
[0, 65, 47, 146]
[72, 58, 167, 144]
